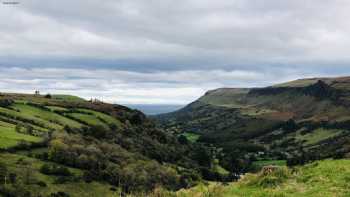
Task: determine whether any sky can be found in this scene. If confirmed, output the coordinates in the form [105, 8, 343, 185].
[1, 0, 350, 104]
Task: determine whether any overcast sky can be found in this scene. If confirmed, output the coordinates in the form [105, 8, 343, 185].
[0, 0, 350, 104]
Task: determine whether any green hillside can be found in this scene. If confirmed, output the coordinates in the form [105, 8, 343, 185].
[2, 76, 350, 196]
[155, 76, 350, 179]
[0, 96, 124, 148]
[0, 92, 212, 196]
[173, 159, 350, 197]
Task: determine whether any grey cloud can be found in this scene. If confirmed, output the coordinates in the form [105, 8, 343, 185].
[1, 0, 350, 69]
[0, 67, 342, 104]
[1, 1, 350, 103]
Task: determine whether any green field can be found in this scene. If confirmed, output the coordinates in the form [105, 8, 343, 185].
[0, 106, 57, 130]
[13, 103, 82, 129]
[181, 132, 201, 142]
[0, 121, 41, 148]
[295, 128, 343, 145]
[46, 106, 69, 112]
[68, 113, 109, 128]
[76, 108, 122, 127]
[0, 98, 122, 149]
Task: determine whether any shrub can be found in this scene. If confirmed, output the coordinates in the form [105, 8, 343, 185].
[50, 192, 70, 197]
[54, 176, 72, 184]
[40, 164, 51, 174]
[178, 135, 188, 145]
[9, 173, 16, 184]
[40, 164, 72, 176]
[0, 99, 13, 108]
[246, 166, 291, 188]
[82, 171, 94, 183]
[37, 180, 47, 187]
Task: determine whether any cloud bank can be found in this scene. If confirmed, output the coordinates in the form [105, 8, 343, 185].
[0, 67, 340, 104]
[0, 1, 350, 103]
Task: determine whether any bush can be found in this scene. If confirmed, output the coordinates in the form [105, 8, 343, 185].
[40, 164, 72, 176]
[9, 173, 16, 184]
[37, 180, 47, 187]
[0, 99, 13, 108]
[54, 176, 72, 184]
[50, 192, 70, 197]
[82, 171, 94, 183]
[40, 164, 51, 174]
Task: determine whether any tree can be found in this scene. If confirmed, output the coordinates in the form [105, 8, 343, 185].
[48, 139, 69, 163]
[0, 162, 8, 185]
[282, 119, 298, 133]
[178, 135, 188, 145]
[9, 173, 16, 184]
[40, 164, 51, 174]
[15, 124, 22, 133]
[193, 145, 213, 168]
[25, 124, 34, 135]
[0, 99, 13, 108]
[50, 191, 70, 197]
[22, 161, 33, 185]
[40, 163, 72, 176]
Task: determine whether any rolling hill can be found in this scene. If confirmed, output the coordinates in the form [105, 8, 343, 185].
[1, 76, 350, 196]
[0, 92, 213, 196]
[155, 76, 350, 174]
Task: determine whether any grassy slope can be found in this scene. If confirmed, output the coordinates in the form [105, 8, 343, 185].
[181, 132, 200, 142]
[76, 108, 122, 127]
[251, 160, 287, 169]
[198, 88, 250, 107]
[0, 153, 117, 197]
[295, 128, 343, 145]
[0, 94, 132, 195]
[156, 76, 350, 165]
[0, 121, 41, 148]
[69, 113, 108, 127]
[176, 159, 350, 197]
[0, 106, 59, 130]
[13, 103, 82, 129]
[0, 95, 122, 149]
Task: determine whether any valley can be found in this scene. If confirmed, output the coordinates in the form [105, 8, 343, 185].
[3, 1, 349, 196]
[153, 76, 350, 196]
[0, 77, 349, 196]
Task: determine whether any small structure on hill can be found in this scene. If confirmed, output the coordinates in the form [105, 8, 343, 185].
[90, 98, 103, 103]
[34, 90, 40, 96]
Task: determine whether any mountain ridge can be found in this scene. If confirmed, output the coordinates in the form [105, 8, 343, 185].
[155, 76, 350, 176]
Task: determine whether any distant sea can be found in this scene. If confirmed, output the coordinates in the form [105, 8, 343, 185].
[124, 104, 184, 115]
